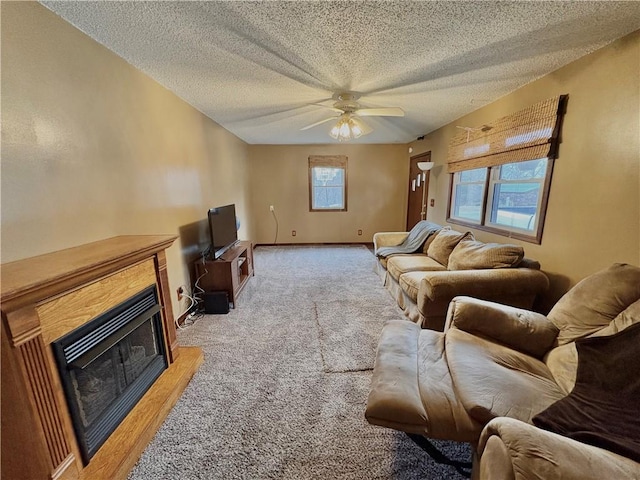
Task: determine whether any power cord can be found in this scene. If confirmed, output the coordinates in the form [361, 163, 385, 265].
[175, 267, 208, 330]
[201, 246, 211, 263]
[271, 209, 279, 245]
[175, 286, 197, 330]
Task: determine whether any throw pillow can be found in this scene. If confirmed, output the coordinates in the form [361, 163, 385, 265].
[421, 229, 442, 254]
[426, 228, 473, 267]
[447, 240, 524, 270]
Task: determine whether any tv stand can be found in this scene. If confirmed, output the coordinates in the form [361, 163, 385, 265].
[195, 240, 254, 308]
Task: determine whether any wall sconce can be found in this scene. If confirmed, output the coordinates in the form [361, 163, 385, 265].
[417, 161, 434, 220]
[418, 161, 434, 171]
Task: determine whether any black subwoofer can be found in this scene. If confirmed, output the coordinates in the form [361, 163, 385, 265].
[204, 291, 230, 314]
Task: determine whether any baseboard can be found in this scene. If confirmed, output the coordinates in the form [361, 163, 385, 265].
[255, 242, 374, 248]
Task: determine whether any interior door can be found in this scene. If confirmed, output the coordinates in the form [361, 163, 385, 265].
[406, 152, 431, 230]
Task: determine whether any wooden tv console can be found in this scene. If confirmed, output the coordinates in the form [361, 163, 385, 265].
[194, 240, 254, 308]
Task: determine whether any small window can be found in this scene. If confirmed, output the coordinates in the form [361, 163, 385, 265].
[448, 158, 553, 243]
[309, 156, 347, 212]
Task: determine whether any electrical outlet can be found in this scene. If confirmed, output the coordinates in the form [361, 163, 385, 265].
[177, 287, 183, 301]
[358, 229, 363, 236]
[292, 230, 296, 236]
[269, 205, 274, 212]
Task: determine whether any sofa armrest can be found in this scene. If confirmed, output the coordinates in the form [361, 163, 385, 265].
[373, 232, 409, 253]
[477, 417, 640, 480]
[421, 268, 549, 301]
[445, 297, 558, 358]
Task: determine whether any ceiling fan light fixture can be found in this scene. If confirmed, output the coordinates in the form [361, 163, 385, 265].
[329, 114, 365, 141]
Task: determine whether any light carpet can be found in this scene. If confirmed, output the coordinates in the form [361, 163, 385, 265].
[128, 245, 471, 479]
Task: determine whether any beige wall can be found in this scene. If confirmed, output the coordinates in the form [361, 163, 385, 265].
[409, 31, 640, 307]
[247, 144, 408, 244]
[1, 2, 253, 318]
[4, 2, 638, 315]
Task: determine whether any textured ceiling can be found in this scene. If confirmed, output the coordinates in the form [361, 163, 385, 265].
[42, 1, 640, 145]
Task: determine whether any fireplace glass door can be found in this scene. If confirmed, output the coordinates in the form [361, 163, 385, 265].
[53, 286, 168, 464]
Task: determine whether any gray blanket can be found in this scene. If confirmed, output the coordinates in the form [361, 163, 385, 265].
[376, 221, 441, 258]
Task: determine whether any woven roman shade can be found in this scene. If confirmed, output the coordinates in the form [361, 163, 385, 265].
[309, 155, 347, 168]
[447, 95, 568, 173]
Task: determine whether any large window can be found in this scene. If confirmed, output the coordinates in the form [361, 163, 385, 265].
[446, 95, 567, 244]
[308, 156, 347, 212]
[448, 158, 552, 243]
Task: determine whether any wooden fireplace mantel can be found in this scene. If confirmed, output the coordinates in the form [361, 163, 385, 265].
[1, 235, 204, 480]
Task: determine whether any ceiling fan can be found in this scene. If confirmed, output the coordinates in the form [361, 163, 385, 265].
[301, 92, 404, 140]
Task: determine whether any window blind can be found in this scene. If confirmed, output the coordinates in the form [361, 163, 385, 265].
[447, 95, 568, 173]
[308, 155, 347, 168]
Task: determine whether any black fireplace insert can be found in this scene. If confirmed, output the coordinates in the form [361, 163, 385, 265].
[53, 285, 168, 464]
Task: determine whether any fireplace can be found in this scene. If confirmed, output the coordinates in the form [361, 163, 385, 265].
[2, 235, 203, 480]
[53, 285, 168, 464]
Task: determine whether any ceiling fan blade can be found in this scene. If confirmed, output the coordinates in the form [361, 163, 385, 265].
[355, 107, 405, 117]
[300, 116, 338, 131]
[310, 103, 344, 113]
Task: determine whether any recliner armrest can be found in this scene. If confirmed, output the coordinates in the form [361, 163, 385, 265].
[373, 232, 409, 254]
[445, 296, 558, 358]
[365, 320, 429, 432]
[477, 417, 640, 480]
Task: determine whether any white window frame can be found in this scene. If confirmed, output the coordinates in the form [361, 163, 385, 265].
[449, 168, 487, 225]
[308, 156, 348, 212]
[447, 158, 553, 244]
[485, 163, 547, 235]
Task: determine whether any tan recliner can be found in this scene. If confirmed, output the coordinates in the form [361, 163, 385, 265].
[476, 417, 640, 480]
[366, 263, 640, 477]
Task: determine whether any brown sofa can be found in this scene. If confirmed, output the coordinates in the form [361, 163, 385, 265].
[365, 263, 640, 478]
[374, 224, 549, 330]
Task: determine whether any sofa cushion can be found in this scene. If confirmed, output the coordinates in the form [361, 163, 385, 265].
[421, 230, 441, 254]
[399, 271, 429, 302]
[446, 328, 566, 425]
[547, 263, 640, 345]
[386, 255, 446, 281]
[378, 253, 415, 270]
[448, 240, 524, 270]
[427, 228, 473, 268]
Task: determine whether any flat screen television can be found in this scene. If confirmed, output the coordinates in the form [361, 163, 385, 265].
[207, 204, 239, 260]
